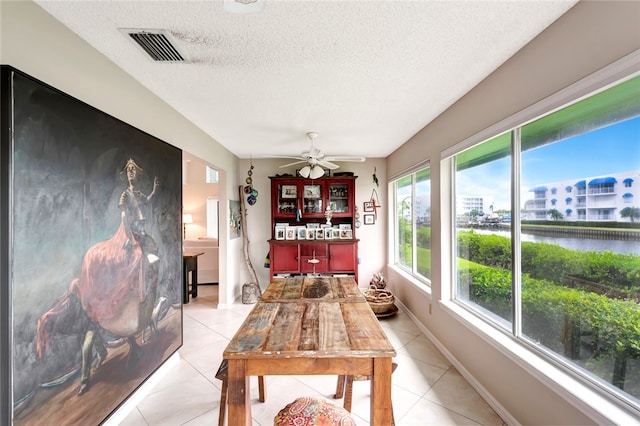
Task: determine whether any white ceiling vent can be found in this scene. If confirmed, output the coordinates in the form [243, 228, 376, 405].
[121, 29, 187, 62]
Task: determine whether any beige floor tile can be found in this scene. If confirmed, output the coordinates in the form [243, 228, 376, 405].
[380, 324, 421, 351]
[125, 284, 504, 425]
[424, 368, 503, 426]
[397, 335, 452, 370]
[392, 352, 448, 397]
[397, 397, 483, 425]
[118, 407, 148, 426]
[378, 311, 423, 336]
[134, 367, 219, 425]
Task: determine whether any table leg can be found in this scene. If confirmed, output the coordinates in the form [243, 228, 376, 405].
[182, 259, 189, 304]
[191, 257, 198, 298]
[371, 357, 393, 426]
[226, 359, 251, 426]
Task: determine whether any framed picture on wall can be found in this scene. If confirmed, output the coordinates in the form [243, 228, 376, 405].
[230, 200, 241, 239]
[364, 214, 376, 225]
[363, 201, 375, 212]
[1, 66, 183, 425]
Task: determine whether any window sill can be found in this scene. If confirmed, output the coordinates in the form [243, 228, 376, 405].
[439, 300, 640, 425]
[388, 264, 432, 298]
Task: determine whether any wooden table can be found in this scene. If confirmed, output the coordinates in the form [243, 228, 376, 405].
[223, 276, 396, 425]
[183, 251, 204, 303]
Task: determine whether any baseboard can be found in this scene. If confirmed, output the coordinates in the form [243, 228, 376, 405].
[393, 299, 518, 425]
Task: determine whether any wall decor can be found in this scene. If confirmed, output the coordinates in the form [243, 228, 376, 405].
[323, 228, 333, 239]
[285, 227, 297, 240]
[364, 214, 376, 225]
[230, 200, 242, 239]
[363, 201, 375, 212]
[0, 67, 183, 425]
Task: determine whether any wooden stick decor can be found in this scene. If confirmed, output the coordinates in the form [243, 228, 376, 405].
[239, 185, 261, 302]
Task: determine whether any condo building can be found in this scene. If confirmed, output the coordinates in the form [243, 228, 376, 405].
[524, 170, 640, 221]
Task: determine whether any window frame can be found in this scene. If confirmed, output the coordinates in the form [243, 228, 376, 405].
[442, 51, 640, 417]
[390, 160, 432, 288]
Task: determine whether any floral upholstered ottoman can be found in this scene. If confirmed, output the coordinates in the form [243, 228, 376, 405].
[274, 396, 357, 426]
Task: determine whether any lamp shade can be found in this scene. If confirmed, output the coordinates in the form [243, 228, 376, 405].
[299, 165, 311, 178]
[182, 213, 193, 224]
[299, 165, 325, 179]
[309, 165, 325, 179]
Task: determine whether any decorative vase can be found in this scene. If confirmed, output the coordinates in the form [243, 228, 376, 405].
[242, 282, 260, 304]
[324, 206, 333, 226]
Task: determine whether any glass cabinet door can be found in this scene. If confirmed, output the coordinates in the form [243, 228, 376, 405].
[277, 183, 298, 215]
[303, 184, 323, 214]
[328, 183, 349, 213]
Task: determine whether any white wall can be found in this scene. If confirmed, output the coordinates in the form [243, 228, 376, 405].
[238, 158, 387, 290]
[0, 0, 244, 307]
[387, 1, 640, 425]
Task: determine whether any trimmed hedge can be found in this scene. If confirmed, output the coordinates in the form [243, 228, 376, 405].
[460, 261, 640, 358]
[457, 233, 640, 394]
[458, 230, 640, 299]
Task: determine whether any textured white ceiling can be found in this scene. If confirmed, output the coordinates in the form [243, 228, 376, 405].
[33, 0, 576, 160]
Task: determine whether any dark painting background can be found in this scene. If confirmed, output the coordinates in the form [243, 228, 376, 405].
[8, 70, 183, 424]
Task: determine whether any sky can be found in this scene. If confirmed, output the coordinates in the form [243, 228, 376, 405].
[456, 115, 640, 211]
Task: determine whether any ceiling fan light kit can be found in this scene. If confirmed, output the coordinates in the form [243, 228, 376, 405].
[299, 164, 325, 179]
[273, 132, 366, 177]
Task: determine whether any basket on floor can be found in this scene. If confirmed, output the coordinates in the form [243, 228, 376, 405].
[363, 287, 395, 314]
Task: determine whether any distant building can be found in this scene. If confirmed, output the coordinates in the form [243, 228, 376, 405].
[457, 196, 484, 216]
[523, 170, 640, 222]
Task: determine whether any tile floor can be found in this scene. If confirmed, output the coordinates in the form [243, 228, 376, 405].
[121, 285, 505, 425]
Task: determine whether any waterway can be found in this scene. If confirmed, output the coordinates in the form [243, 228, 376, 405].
[472, 228, 640, 256]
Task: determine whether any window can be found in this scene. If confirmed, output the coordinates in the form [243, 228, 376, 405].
[452, 73, 640, 411]
[206, 197, 219, 239]
[392, 164, 431, 283]
[455, 132, 512, 326]
[206, 165, 218, 183]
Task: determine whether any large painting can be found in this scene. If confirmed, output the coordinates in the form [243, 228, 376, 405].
[0, 67, 183, 425]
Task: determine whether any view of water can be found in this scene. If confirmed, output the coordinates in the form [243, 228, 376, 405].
[472, 229, 640, 256]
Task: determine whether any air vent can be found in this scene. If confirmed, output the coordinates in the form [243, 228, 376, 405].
[121, 29, 187, 62]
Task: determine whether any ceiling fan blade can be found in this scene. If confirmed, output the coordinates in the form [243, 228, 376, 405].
[318, 160, 340, 170]
[324, 156, 366, 163]
[262, 155, 306, 160]
[279, 160, 307, 168]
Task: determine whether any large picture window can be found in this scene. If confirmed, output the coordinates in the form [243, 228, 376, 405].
[393, 164, 431, 283]
[452, 74, 640, 410]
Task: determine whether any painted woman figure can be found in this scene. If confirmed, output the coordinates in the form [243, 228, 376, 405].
[119, 158, 160, 263]
[37, 157, 164, 395]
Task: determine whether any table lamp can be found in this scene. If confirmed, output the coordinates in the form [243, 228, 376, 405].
[182, 213, 193, 239]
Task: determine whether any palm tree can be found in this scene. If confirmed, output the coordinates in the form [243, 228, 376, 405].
[619, 206, 640, 223]
[547, 209, 563, 221]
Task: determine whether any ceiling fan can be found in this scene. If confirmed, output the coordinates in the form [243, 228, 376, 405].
[274, 132, 365, 178]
